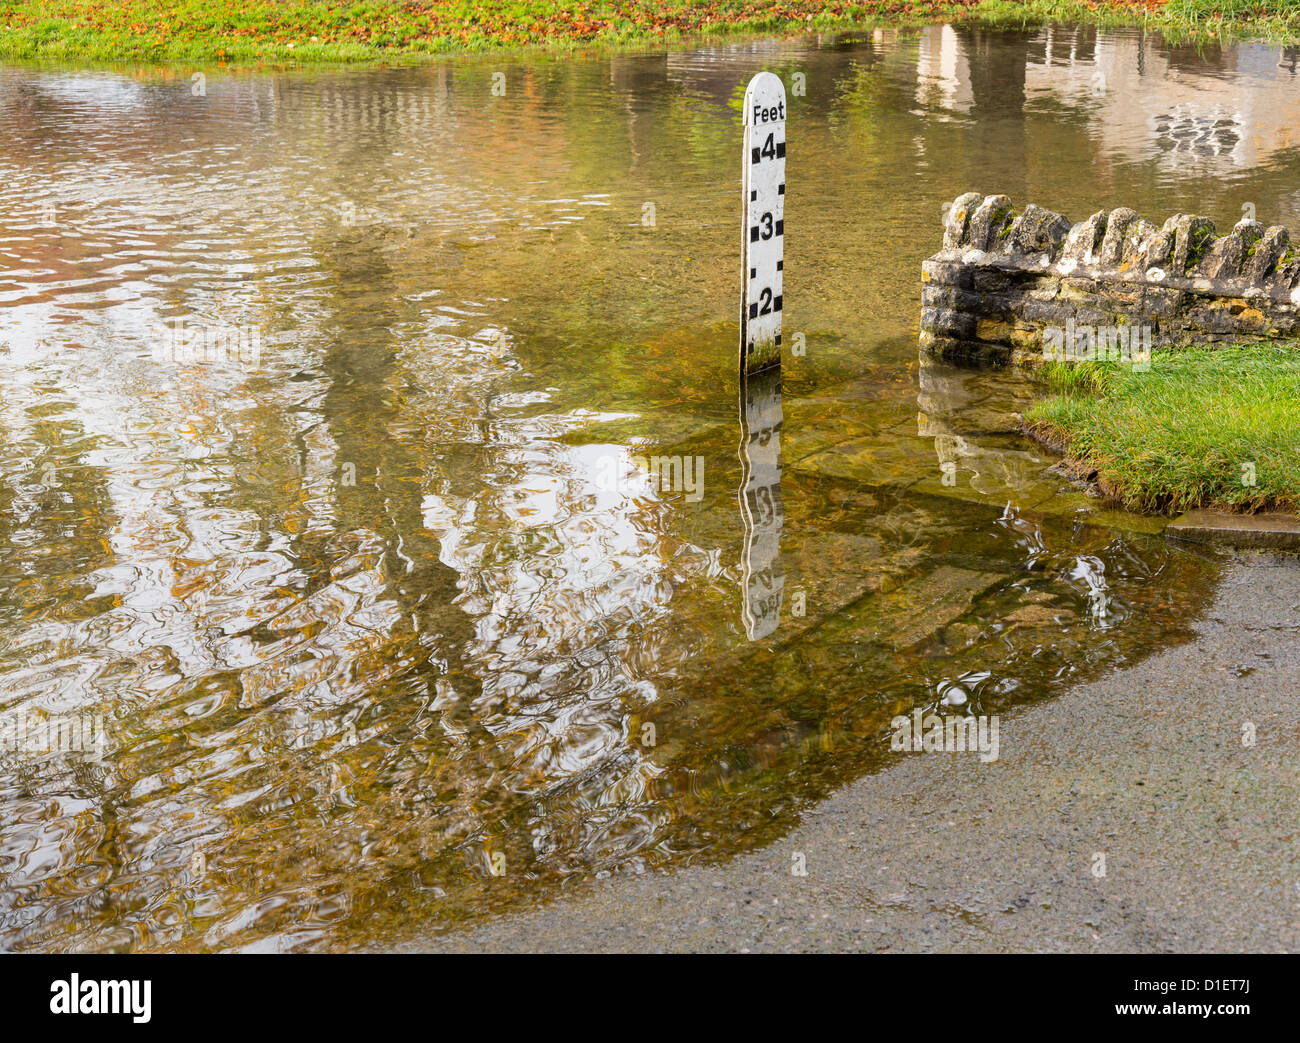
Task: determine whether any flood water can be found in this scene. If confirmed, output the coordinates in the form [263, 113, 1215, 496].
[1, 24, 1293, 951]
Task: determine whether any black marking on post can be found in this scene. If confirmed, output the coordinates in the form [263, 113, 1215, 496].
[776, 142, 785, 158]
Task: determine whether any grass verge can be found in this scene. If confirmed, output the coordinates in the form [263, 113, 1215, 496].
[1, 1, 1297, 67]
[1023, 345, 1300, 514]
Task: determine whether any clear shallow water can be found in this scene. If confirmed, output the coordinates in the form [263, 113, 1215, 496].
[2, 24, 1293, 951]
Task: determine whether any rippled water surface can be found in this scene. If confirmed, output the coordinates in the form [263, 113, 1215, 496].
[4, 25, 1297, 950]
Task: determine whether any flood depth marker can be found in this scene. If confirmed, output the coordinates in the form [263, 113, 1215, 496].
[740, 72, 786, 376]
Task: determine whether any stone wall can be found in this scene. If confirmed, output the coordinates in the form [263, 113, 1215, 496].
[920, 191, 1300, 364]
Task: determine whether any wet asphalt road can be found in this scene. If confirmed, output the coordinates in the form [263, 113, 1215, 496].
[394, 554, 1300, 953]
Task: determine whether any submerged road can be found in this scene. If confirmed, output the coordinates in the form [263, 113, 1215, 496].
[392, 554, 1300, 953]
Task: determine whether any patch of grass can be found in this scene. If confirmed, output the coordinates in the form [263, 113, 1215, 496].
[1024, 345, 1300, 514]
[0, 1, 979, 64]
[1169, 0, 1300, 19]
[1035, 358, 1122, 396]
[1, 1, 1298, 67]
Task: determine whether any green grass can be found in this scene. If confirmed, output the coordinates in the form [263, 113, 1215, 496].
[0, 1, 976, 65]
[3, 1, 1300, 67]
[1024, 345, 1300, 514]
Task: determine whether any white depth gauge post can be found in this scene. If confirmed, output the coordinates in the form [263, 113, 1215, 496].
[740, 72, 786, 375]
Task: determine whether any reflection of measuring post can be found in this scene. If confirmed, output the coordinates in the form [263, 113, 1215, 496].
[738, 366, 785, 640]
[740, 72, 786, 375]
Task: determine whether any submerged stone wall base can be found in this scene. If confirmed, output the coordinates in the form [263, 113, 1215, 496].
[1168, 510, 1300, 550]
[921, 191, 1300, 364]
